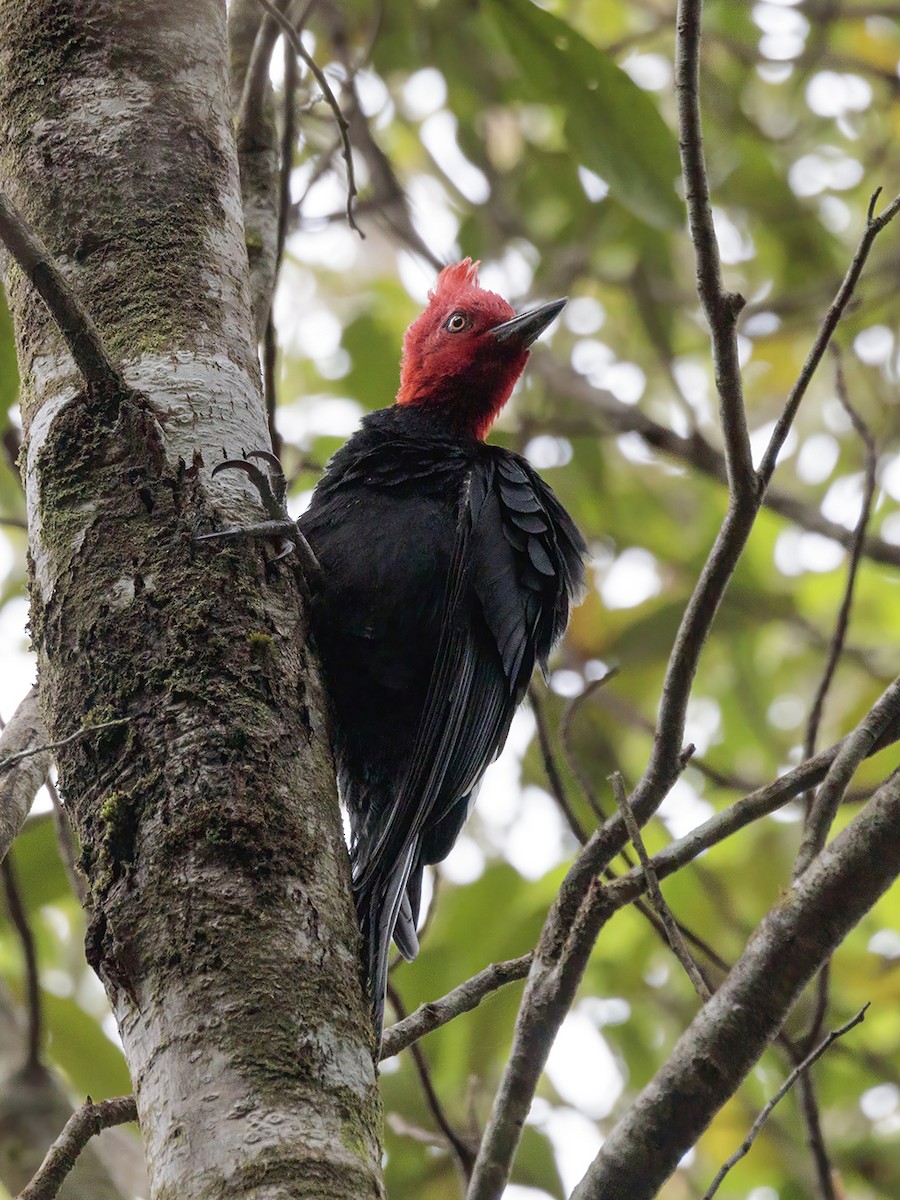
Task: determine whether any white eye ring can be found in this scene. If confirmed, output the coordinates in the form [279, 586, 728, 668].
[446, 312, 470, 333]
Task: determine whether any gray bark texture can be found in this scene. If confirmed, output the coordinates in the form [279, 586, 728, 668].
[0, 2, 384, 1197]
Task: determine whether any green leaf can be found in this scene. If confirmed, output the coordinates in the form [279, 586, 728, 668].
[482, 0, 682, 229]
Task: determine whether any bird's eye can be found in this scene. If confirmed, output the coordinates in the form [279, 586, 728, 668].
[445, 312, 471, 333]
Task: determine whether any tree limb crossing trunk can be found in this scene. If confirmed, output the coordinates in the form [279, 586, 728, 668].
[0, 2, 384, 1196]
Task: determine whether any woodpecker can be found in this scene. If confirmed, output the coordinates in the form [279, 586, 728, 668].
[206, 260, 586, 1038]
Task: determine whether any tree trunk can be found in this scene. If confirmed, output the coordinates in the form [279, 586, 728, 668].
[0, 2, 383, 1196]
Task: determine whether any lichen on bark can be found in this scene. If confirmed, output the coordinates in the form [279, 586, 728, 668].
[0, 1, 384, 1195]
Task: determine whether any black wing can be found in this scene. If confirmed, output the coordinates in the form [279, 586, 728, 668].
[354, 449, 586, 1030]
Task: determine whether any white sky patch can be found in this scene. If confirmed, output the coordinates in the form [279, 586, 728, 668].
[749, 420, 797, 468]
[880, 512, 900, 545]
[551, 669, 583, 698]
[788, 147, 864, 197]
[796, 433, 839, 484]
[579, 996, 631, 1026]
[819, 194, 852, 233]
[604, 362, 646, 405]
[616, 432, 659, 465]
[398, 250, 437, 304]
[354, 69, 391, 120]
[806, 71, 872, 118]
[869, 928, 900, 959]
[853, 324, 894, 366]
[524, 436, 573, 470]
[742, 311, 781, 337]
[479, 247, 538, 305]
[684, 696, 722, 755]
[577, 166, 610, 203]
[505, 1188, 555, 1200]
[673, 358, 712, 423]
[401, 68, 447, 120]
[564, 297, 605, 336]
[774, 529, 845, 575]
[287, 222, 359, 272]
[883, 453, 900, 501]
[656, 776, 714, 839]
[768, 693, 806, 731]
[621, 52, 672, 92]
[861, 1084, 899, 1121]
[713, 208, 756, 264]
[571, 338, 614, 382]
[504, 786, 568, 880]
[420, 111, 490, 204]
[545, 1009, 624, 1119]
[276, 396, 363, 449]
[441, 834, 485, 884]
[820, 472, 865, 529]
[479, 706, 536, 829]
[542, 1108, 604, 1195]
[406, 173, 460, 262]
[597, 547, 662, 609]
[0, 596, 37, 713]
[747, 1189, 780, 1200]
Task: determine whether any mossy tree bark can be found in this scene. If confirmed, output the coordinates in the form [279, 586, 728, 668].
[0, 2, 384, 1196]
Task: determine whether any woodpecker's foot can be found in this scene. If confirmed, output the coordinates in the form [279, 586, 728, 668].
[195, 450, 323, 582]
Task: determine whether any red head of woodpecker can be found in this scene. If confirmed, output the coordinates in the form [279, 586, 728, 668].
[396, 258, 567, 439]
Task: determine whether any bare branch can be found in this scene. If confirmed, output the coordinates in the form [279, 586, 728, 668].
[605, 683, 900, 908]
[757, 189, 900, 490]
[0, 193, 124, 395]
[795, 676, 900, 878]
[255, 0, 362, 236]
[1, 854, 42, 1070]
[0, 687, 51, 866]
[0, 715, 138, 774]
[381, 955, 532, 1060]
[610, 771, 711, 1003]
[803, 351, 876, 770]
[533, 354, 900, 570]
[17, 1095, 138, 1200]
[702, 1006, 868, 1199]
[529, 684, 589, 843]
[570, 768, 900, 1200]
[675, 0, 754, 498]
[387, 983, 476, 1180]
[46, 776, 87, 907]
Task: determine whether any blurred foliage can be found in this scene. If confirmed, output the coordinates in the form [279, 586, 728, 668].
[3, 0, 900, 1197]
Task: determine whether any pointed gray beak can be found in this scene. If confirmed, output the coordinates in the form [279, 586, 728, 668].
[491, 297, 567, 348]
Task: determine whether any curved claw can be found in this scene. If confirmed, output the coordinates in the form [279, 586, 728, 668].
[212, 453, 288, 519]
[246, 449, 287, 507]
[211, 458, 271, 492]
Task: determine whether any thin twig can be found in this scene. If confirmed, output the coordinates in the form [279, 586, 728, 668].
[529, 685, 589, 843]
[18, 1094, 138, 1200]
[0, 686, 51, 865]
[803, 348, 877, 773]
[381, 954, 532, 1060]
[675, 0, 754, 499]
[46, 776, 87, 906]
[757, 189, 900, 491]
[605, 682, 900, 910]
[561, 670, 620, 823]
[795, 1069, 838, 1200]
[795, 676, 900, 877]
[610, 772, 711, 1003]
[254, 0, 362, 236]
[702, 1006, 868, 1199]
[1, 852, 42, 1069]
[534, 353, 900, 570]
[0, 193, 123, 394]
[0, 715, 138, 772]
[387, 982, 476, 1181]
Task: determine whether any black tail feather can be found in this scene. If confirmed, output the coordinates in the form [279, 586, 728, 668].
[355, 840, 418, 1042]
